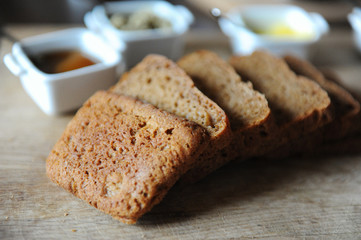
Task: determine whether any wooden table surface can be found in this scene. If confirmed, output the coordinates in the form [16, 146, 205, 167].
[1, 23, 361, 240]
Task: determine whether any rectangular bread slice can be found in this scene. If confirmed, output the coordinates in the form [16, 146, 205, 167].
[46, 91, 209, 224]
[320, 68, 361, 136]
[229, 51, 333, 153]
[110, 54, 232, 182]
[177, 50, 273, 181]
[267, 56, 361, 157]
[284, 55, 360, 141]
[314, 69, 361, 156]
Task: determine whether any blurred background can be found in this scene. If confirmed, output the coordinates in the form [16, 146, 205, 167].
[0, 0, 360, 67]
[0, 0, 356, 26]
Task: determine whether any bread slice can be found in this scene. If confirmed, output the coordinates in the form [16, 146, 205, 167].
[46, 91, 209, 224]
[284, 55, 360, 141]
[178, 50, 271, 131]
[320, 68, 361, 137]
[262, 56, 361, 159]
[270, 56, 361, 157]
[314, 69, 361, 156]
[229, 51, 333, 151]
[110, 54, 232, 182]
[177, 50, 272, 180]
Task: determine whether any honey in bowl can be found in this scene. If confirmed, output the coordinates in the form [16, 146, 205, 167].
[29, 50, 97, 74]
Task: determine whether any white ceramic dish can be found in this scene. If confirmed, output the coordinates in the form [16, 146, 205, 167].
[348, 7, 361, 54]
[4, 28, 123, 115]
[218, 5, 329, 58]
[84, 0, 193, 68]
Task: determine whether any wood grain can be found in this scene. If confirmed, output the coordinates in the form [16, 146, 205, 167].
[1, 24, 361, 239]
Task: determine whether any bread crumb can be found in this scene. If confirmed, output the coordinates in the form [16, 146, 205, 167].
[64, 212, 69, 217]
[5, 216, 9, 220]
[71, 229, 77, 232]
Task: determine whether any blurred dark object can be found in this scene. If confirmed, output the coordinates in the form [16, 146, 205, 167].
[186, 0, 355, 24]
[347, 0, 361, 7]
[0, 0, 214, 28]
[0, 0, 98, 24]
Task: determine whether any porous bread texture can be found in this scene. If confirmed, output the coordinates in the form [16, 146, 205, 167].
[229, 51, 333, 142]
[46, 91, 209, 224]
[110, 54, 232, 182]
[178, 50, 270, 130]
[110, 54, 231, 149]
[177, 50, 272, 181]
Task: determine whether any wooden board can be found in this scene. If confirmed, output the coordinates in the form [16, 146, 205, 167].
[1, 24, 361, 239]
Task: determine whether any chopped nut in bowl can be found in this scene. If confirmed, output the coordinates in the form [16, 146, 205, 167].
[84, 1, 193, 68]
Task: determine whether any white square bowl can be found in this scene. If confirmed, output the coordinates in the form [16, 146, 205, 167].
[84, 0, 193, 68]
[4, 28, 123, 115]
[348, 7, 361, 54]
[218, 5, 329, 59]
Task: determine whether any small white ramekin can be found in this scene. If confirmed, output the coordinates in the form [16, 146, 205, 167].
[4, 28, 123, 115]
[348, 7, 361, 54]
[218, 5, 329, 59]
[84, 0, 194, 68]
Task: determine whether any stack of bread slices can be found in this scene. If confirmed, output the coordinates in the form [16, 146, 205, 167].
[46, 50, 361, 224]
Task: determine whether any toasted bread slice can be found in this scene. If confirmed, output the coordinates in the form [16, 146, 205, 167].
[266, 56, 361, 158]
[229, 51, 333, 151]
[178, 50, 271, 131]
[320, 68, 361, 137]
[284, 55, 360, 141]
[110, 54, 232, 182]
[177, 50, 272, 181]
[314, 69, 361, 156]
[46, 91, 209, 224]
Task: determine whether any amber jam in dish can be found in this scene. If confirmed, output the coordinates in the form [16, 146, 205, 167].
[29, 50, 97, 74]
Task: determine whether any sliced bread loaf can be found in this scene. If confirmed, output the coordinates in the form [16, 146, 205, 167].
[177, 50, 272, 181]
[320, 68, 361, 137]
[268, 56, 361, 157]
[46, 91, 209, 224]
[110, 54, 232, 182]
[306, 68, 361, 156]
[229, 51, 333, 148]
[178, 50, 271, 131]
[284, 55, 360, 141]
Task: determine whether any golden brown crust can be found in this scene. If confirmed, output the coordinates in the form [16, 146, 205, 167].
[46, 91, 209, 224]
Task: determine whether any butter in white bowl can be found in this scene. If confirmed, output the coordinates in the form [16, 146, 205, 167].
[218, 5, 329, 58]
